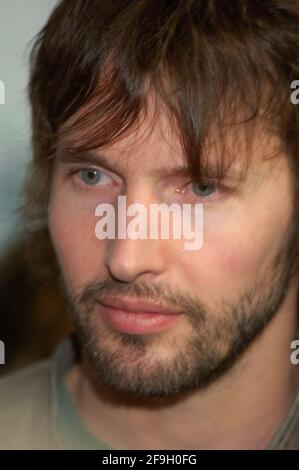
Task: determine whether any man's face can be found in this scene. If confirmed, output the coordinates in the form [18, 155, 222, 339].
[48, 103, 298, 399]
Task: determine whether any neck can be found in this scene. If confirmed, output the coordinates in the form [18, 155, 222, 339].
[66, 280, 299, 450]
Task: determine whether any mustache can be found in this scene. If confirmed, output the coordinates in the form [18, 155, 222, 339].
[72, 278, 206, 322]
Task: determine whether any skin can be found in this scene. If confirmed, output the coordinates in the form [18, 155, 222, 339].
[48, 97, 299, 450]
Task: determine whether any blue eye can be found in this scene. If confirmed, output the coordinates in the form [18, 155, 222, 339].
[191, 181, 217, 197]
[80, 169, 102, 185]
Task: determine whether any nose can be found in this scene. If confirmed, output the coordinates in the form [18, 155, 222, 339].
[103, 189, 167, 282]
[104, 236, 166, 283]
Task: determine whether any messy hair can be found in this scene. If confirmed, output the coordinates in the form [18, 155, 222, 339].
[24, 0, 299, 271]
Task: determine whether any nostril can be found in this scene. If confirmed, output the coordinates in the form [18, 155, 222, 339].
[104, 237, 165, 283]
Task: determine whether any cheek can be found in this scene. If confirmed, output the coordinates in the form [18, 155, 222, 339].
[174, 205, 289, 302]
[48, 188, 106, 290]
[177, 232, 250, 302]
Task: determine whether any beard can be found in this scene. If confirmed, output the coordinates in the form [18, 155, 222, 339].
[57, 218, 299, 401]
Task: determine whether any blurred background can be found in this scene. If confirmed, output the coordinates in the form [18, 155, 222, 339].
[0, 0, 70, 375]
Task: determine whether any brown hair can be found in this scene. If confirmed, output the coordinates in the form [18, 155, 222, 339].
[24, 0, 299, 270]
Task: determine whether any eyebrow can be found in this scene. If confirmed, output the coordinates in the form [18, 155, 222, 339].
[56, 147, 244, 183]
[57, 148, 194, 179]
[57, 148, 124, 175]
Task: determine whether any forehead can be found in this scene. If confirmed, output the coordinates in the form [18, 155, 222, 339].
[57, 90, 284, 181]
[93, 112, 185, 173]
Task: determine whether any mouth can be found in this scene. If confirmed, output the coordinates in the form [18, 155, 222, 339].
[96, 297, 185, 335]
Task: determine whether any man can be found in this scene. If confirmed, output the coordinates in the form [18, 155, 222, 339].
[1, 0, 299, 450]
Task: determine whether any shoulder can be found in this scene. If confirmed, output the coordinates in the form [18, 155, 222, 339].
[0, 360, 53, 449]
[0, 359, 51, 405]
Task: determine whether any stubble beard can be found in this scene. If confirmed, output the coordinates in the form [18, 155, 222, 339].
[58, 217, 299, 401]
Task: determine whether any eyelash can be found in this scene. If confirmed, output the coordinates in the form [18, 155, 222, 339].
[68, 167, 228, 202]
[178, 180, 226, 203]
[70, 167, 116, 190]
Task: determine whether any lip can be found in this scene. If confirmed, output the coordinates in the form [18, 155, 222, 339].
[97, 297, 184, 335]
[98, 297, 183, 315]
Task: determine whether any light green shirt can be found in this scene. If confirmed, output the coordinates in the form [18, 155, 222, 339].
[0, 336, 299, 449]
